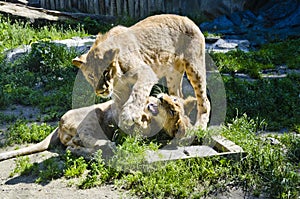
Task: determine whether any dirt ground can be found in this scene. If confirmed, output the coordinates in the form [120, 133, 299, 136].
[0, 146, 135, 199]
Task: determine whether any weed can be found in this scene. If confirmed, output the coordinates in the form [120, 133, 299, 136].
[64, 150, 88, 179]
[222, 115, 300, 199]
[224, 75, 300, 131]
[4, 120, 55, 146]
[35, 157, 65, 183]
[9, 156, 35, 177]
[109, 135, 160, 172]
[78, 150, 117, 189]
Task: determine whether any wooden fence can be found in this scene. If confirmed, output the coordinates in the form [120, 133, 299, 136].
[35, 0, 175, 18]
[30, 0, 246, 19]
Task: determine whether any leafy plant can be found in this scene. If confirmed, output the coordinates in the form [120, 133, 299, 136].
[35, 157, 64, 183]
[64, 150, 88, 179]
[222, 115, 300, 199]
[78, 150, 117, 189]
[224, 74, 300, 131]
[109, 135, 160, 172]
[4, 120, 55, 146]
[9, 156, 35, 177]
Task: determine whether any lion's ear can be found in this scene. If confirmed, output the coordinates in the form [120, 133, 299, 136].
[104, 48, 119, 61]
[72, 54, 87, 68]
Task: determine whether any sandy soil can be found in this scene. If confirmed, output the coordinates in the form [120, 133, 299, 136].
[0, 147, 134, 199]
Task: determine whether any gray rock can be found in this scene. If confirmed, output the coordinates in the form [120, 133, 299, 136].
[5, 36, 96, 63]
[240, 10, 257, 27]
[229, 12, 242, 26]
[274, 6, 300, 29]
[5, 45, 31, 62]
[200, 15, 234, 31]
[215, 39, 238, 49]
[262, 0, 298, 20]
[206, 39, 250, 53]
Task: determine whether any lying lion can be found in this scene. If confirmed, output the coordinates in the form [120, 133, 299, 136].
[0, 94, 194, 161]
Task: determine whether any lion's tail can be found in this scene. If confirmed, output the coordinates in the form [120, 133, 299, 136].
[0, 127, 59, 161]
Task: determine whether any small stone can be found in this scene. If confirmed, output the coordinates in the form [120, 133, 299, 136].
[217, 42, 238, 49]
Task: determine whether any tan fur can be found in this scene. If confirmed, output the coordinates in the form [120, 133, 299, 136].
[72, 14, 210, 130]
[0, 95, 191, 161]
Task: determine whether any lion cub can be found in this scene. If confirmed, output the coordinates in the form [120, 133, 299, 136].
[72, 14, 210, 131]
[0, 94, 193, 161]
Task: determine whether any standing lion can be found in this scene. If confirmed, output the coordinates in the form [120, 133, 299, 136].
[72, 14, 210, 131]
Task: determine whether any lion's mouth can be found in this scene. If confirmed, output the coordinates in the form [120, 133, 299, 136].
[147, 102, 159, 116]
[96, 89, 110, 97]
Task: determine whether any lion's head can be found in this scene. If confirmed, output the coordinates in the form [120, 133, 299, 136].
[72, 47, 120, 97]
[145, 94, 194, 138]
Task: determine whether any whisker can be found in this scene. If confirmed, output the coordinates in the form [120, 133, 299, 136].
[112, 92, 121, 101]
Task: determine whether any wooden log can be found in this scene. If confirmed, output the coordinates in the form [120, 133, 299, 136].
[110, 0, 113, 16]
[140, 0, 145, 18]
[147, 0, 151, 15]
[66, 0, 71, 10]
[59, 1, 64, 11]
[71, 0, 76, 8]
[44, 0, 49, 9]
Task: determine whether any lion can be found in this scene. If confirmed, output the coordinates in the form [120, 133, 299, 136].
[0, 94, 194, 161]
[72, 14, 210, 131]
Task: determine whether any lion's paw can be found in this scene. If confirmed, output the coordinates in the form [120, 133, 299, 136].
[118, 106, 149, 131]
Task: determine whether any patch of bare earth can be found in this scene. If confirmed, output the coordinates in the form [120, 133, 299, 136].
[0, 105, 134, 199]
[0, 148, 135, 199]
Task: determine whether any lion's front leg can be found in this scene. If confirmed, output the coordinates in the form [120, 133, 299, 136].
[119, 82, 155, 131]
[118, 66, 158, 132]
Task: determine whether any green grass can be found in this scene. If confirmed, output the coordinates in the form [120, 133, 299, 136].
[0, 14, 87, 55]
[0, 41, 79, 121]
[210, 38, 300, 78]
[224, 74, 300, 131]
[3, 120, 55, 146]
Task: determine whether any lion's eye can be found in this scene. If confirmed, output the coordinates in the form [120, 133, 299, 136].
[103, 70, 110, 81]
[103, 70, 109, 76]
[88, 73, 94, 80]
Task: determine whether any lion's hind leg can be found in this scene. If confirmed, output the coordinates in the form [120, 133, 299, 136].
[185, 62, 210, 129]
